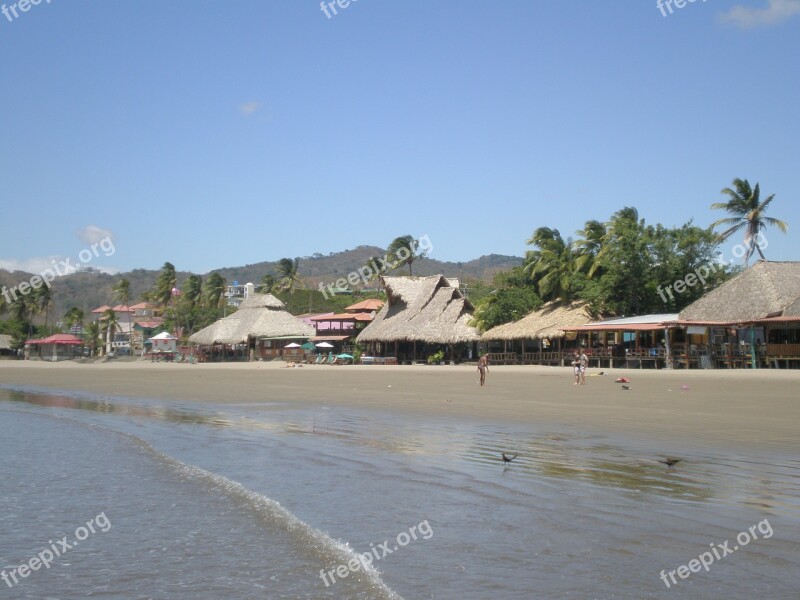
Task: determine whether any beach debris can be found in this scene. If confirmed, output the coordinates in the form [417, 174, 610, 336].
[658, 458, 681, 467]
[501, 453, 517, 463]
[615, 377, 630, 383]
[680, 384, 690, 391]
[621, 385, 631, 390]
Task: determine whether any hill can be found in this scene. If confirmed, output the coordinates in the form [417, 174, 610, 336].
[1, 247, 521, 322]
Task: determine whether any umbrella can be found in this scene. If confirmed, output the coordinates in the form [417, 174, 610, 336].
[337, 353, 354, 360]
[316, 342, 334, 348]
[301, 342, 316, 350]
[285, 342, 302, 348]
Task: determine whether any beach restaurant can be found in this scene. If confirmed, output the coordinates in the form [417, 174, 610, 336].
[562, 261, 800, 369]
[356, 275, 480, 364]
[189, 293, 314, 362]
[481, 301, 596, 365]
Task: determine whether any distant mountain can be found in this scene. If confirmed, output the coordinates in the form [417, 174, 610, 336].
[1, 246, 522, 321]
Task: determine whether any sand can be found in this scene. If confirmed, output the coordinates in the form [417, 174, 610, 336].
[1, 361, 798, 454]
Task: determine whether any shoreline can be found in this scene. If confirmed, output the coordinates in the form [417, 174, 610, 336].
[1, 361, 799, 454]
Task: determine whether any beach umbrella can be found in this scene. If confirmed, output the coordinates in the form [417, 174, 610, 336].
[337, 353, 354, 360]
[301, 342, 316, 350]
[316, 342, 334, 348]
[285, 342, 302, 348]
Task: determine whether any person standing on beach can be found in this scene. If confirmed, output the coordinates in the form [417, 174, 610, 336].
[572, 352, 581, 385]
[478, 354, 489, 386]
[579, 349, 588, 384]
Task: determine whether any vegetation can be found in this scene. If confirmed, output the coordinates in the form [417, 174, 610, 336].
[711, 178, 788, 263]
[275, 258, 304, 294]
[386, 235, 428, 275]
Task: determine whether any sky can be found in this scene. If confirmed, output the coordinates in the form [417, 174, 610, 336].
[2, 0, 799, 276]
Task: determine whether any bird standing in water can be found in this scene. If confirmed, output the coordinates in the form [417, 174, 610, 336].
[659, 458, 681, 467]
[502, 453, 517, 463]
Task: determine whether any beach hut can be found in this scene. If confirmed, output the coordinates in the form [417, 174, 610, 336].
[25, 333, 84, 362]
[674, 261, 800, 368]
[0, 334, 14, 359]
[148, 331, 178, 359]
[189, 293, 314, 362]
[481, 301, 595, 365]
[355, 275, 480, 363]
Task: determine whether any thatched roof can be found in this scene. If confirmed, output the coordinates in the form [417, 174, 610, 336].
[679, 261, 800, 322]
[356, 275, 480, 344]
[482, 301, 595, 340]
[189, 293, 314, 345]
[0, 334, 13, 351]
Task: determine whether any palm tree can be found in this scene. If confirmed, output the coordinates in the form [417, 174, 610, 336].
[152, 262, 177, 307]
[276, 258, 304, 294]
[84, 321, 101, 357]
[386, 235, 427, 275]
[259, 274, 275, 294]
[573, 220, 607, 276]
[64, 307, 85, 333]
[33, 285, 54, 331]
[203, 272, 226, 309]
[112, 278, 132, 350]
[524, 229, 580, 303]
[361, 256, 386, 283]
[711, 178, 788, 263]
[102, 308, 119, 355]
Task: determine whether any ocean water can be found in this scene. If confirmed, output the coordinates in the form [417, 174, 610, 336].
[0, 385, 798, 599]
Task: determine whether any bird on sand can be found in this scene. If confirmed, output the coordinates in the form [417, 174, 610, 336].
[658, 458, 681, 467]
[621, 385, 631, 390]
[502, 453, 518, 463]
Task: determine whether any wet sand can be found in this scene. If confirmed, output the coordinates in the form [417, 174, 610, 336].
[1, 361, 798, 454]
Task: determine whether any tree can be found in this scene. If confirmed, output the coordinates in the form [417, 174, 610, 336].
[64, 307, 85, 333]
[84, 321, 101, 357]
[470, 268, 542, 331]
[152, 262, 177, 307]
[711, 178, 788, 263]
[102, 308, 119, 355]
[260, 274, 276, 294]
[203, 272, 226, 309]
[276, 258, 304, 294]
[524, 228, 583, 303]
[386, 235, 427, 275]
[33, 285, 54, 331]
[573, 220, 607, 276]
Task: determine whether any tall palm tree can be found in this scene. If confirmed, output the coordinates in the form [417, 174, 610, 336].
[102, 308, 119, 355]
[524, 229, 580, 303]
[112, 278, 132, 350]
[33, 285, 54, 331]
[203, 272, 226, 309]
[64, 307, 85, 333]
[84, 321, 101, 357]
[152, 262, 177, 307]
[386, 235, 426, 275]
[711, 178, 788, 263]
[573, 220, 607, 276]
[276, 258, 304, 294]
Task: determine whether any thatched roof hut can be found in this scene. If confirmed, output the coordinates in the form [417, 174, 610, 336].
[356, 275, 480, 344]
[189, 293, 314, 345]
[482, 301, 595, 341]
[679, 261, 800, 323]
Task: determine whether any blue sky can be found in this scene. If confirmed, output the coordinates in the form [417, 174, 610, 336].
[2, 0, 799, 275]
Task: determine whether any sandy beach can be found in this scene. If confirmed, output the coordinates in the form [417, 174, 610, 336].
[2, 361, 798, 454]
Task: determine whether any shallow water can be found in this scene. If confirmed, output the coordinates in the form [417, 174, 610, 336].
[1, 385, 798, 599]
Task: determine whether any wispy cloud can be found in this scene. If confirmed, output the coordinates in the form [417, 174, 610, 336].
[720, 0, 800, 27]
[239, 100, 262, 116]
[76, 225, 115, 245]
